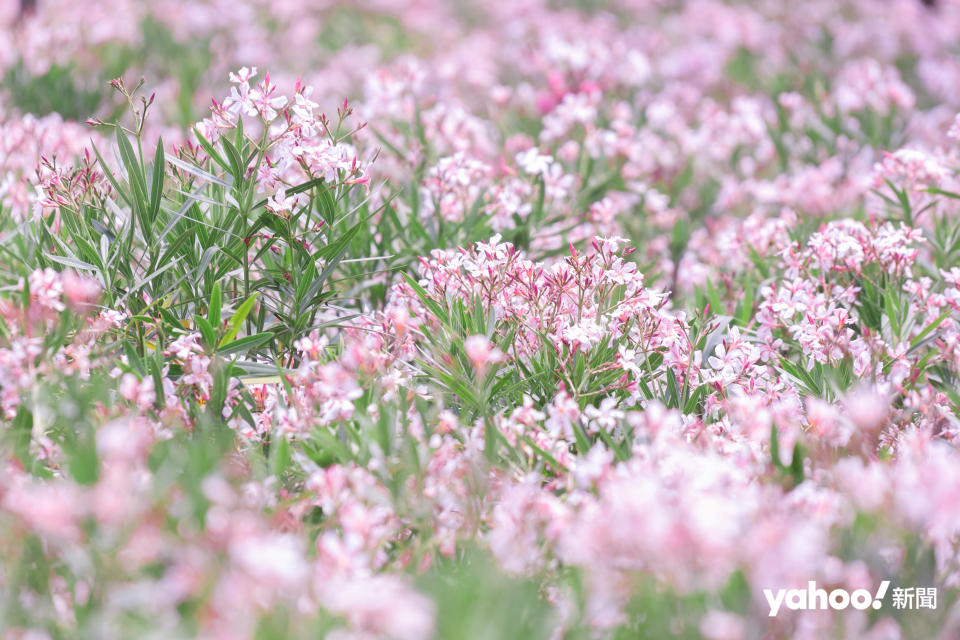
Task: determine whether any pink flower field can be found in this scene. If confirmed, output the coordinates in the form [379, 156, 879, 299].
[3, 0, 960, 638]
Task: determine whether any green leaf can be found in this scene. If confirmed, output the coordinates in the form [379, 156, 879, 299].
[68, 436, 99, 485]
[219, 293, 259, 347]
[217, 332, 273, 356]
[220, 136, 245, 182]
[596, 428, 629, 462]
[909, 311, 950, 352]
[310, 216, 368, 304]
[402, 272, 449, 325]
[148, 351, 165, 411]
[43, 252, 97, 272]
[11, 408, 34, 472]
[270, 432, 291, 476]
[166, 154, 231, 187]
[209, 282, 222, 328]
[737, 279, 754, 327]
[115, 127, 146, 202]
[192, 127, 230, 172]
[706, 278, 725, 316]
[519, 434, 566, 473]
[770, 423, 781, 469]
[571, 420, 591, 456]
[788, 441, 805, 486]
[91, 143, 131, 207]
[123, 342, 146, 376]
[195, 316, 217, 351]
[150, 138, 165, 221]
[253, 177, 325, 210]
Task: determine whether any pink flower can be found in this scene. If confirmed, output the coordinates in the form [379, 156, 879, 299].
[265, 188, 299, 217]
[464, 335, 505, 374]
[843, 386, 890, 433]
[62, 270, 101, 313]
[700, 611, 745, 640]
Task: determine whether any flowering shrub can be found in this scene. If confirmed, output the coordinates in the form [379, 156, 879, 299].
[4, 1, 960, 638]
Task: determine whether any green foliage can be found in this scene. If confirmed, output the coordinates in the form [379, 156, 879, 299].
[2, 63, 104, 120]
[420, 548, 557, 640]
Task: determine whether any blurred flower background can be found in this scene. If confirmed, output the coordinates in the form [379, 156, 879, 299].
[2, 0, 960, 638]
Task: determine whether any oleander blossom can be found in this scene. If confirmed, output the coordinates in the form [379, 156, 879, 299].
[5, 1, 960, 639]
